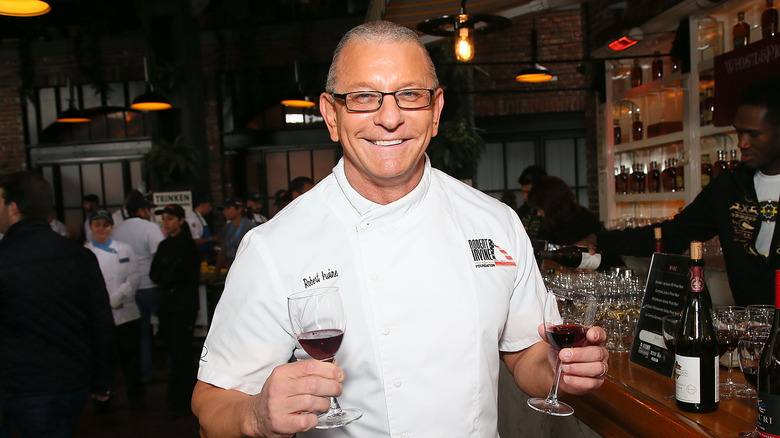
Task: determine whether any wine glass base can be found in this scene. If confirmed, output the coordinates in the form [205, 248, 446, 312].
[316, 408, 363, 429]
[736, 387, 757, 399]
[720, 382, 748, 400]
[527, 397, 574, 416]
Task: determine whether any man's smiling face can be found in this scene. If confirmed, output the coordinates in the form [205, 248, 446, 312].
[320, 40, 443, 201]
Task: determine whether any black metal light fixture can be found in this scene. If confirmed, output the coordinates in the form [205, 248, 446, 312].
[516, 17, 553, 83]
[281, 61, 316, 108]
[0, 0, 50, 17]
[131, 57, 172, 111]
[417, 0, 511, 63]
[56, 79, 90, 123]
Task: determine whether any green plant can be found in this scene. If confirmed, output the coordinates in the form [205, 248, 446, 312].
[145, 135, 200, 190]
[427, 117, 485, 180]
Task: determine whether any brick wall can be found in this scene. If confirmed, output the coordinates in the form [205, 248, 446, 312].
[0, 56, 25, 173]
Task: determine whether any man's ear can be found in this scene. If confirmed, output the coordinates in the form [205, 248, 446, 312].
[7, 201, 22, 222]
[320, 92, 340, 143]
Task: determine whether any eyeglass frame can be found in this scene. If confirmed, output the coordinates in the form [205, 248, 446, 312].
[330, 88, 436, 112]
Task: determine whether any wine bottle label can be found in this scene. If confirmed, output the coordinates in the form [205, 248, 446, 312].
[578, 253, 602, 270]
[690, 266, 705, 292]
[674, 354, 719, 404]
[758, 391, 780, 437]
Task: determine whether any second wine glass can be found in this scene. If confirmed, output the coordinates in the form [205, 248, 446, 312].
[527, 287, 598, 416]
[288, 286, 363, 429]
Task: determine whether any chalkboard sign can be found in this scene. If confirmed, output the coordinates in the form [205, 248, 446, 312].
[629, 253, 690, 377]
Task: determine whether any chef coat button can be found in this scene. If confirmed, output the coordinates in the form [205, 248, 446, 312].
[381, 328, 390, 335]
[360, 222, 369, 230]
[371, 272, 380, 281]
[393, 380, 402, 387]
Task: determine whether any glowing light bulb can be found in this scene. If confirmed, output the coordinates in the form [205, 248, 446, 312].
[454, 15, 475, 62]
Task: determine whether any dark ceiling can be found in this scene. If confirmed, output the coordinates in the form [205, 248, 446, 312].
[0, 0, 371, 42]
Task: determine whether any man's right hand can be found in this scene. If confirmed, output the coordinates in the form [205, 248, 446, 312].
[193, 359, 345, 438]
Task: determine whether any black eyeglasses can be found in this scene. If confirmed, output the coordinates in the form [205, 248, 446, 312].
[331, 88, 435, 112]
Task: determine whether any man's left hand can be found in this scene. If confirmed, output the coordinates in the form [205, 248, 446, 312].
[539, 324, 609, 395]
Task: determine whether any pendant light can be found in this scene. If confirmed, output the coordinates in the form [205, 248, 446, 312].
[130, 57, 172, 111]
[516, 17, 553, 83]
[56, 79, 90, 124]
[0, 0, 50, 17]
[281, 61, 315, 108]
[417, 0, 510, 63]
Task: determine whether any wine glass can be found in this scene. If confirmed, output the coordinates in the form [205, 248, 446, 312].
[747, 304, 775, 328]
[737, 328, 770, 438]
[661, 313, 680, 401]
[712, 305, 747, 400]
[287, 287, 363, 429]
[527, 287, 598, 416]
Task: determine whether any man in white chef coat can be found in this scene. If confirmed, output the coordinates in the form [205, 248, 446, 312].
[192, 20, 608, 438]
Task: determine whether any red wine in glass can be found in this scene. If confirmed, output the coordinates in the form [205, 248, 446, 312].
[742, 366, 758, 388]
[298, 329, 344, 360]
[546, 324, 588, 351]
[664, 338, 676, 354]
[717, 329, 731, 355]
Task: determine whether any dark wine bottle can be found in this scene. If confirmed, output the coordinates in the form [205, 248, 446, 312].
[534, 246, 603, 270]
[675, 241, 719, 413]
[653, 227, 663, 253]
[756, 270, 780, 436]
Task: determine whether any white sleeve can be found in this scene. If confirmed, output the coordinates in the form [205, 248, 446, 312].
[198, 231, 296, 394]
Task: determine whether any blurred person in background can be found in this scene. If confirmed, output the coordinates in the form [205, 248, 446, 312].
[48, 210, 69, 238]
[0, 171, 115, 437]
[186, 194, 218, 261]
[111, 197, 164, 383]
[246, 192, 268, 226]
[289, 176, 315, 200]
[211, 198, 253, 282]
[516, 165, 547, 239]
[112, 190, 144, 228]
[82, 193, 100, 242]
[150, 204, 201, 417]
[85, 210, 145, 411]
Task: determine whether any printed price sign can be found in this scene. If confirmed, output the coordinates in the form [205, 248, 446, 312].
[629, 253, 689, 377]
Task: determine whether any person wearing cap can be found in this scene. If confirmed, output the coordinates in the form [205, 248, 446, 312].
[82, 193, 100, 243]
[150, 204, 200, 417]
[246, 192, 268, 226]
[272, 189, 292, 212]
[0, 172, 115, 436]
[111, 196, 165, 383]
[212, 198, 254, 282]
[85, 210, 145, 411]
[111, 190, 144, 228]
[187, 194, 218, 259]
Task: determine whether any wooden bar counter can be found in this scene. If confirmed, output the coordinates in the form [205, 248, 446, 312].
[562, 352, 758, 437]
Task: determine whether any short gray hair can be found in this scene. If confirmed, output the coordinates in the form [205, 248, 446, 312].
[325, 20, 439, 93]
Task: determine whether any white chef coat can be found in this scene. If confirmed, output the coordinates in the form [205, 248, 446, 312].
[85, 239, 141, 325]
[199, 157, 547, 438]
[49, 218, 69, 237]
[112, 208, 129, 227]
[111, 217, 164, 289]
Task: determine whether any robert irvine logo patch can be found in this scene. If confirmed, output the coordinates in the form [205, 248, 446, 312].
[468, 238, 516, 268]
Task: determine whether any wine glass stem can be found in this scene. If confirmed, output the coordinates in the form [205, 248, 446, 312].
[726, 350, 734, 384]
[545, 358, 565, 404]
[321, 357, 345, 416]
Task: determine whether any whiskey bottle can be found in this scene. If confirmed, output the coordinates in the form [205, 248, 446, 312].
[734, 12, 751, 48]
[764, 0, 779, 39]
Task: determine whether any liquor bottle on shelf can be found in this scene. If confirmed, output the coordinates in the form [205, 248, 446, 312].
[675, 241, 719, 413]
[764, 0, 779, 39]
[701, 154, 713, 188]
[713, 150, 728, 179]
[662, 159, 678, 192]
[734, 12, 751, 49]
[534, 246, 603, 270]
[676, 155, 685, 191]
[631, 58, 643, 88]
[757, 270, 780, 435]
[615, 166, 629, 194]
[728, 150, 740, 168]
[653, 227, 663, 253]
[651, 51, 663, 80]
[632, 112, 644, 141]
[647, 160, 661, 193]
[613, 119, 622, 145]
[701, 87, 714, 126]
[629, 163, 646, 194]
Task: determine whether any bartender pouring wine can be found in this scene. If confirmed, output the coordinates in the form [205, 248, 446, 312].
[191, 20, 608, 437]
[589, 76, 780, 307]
